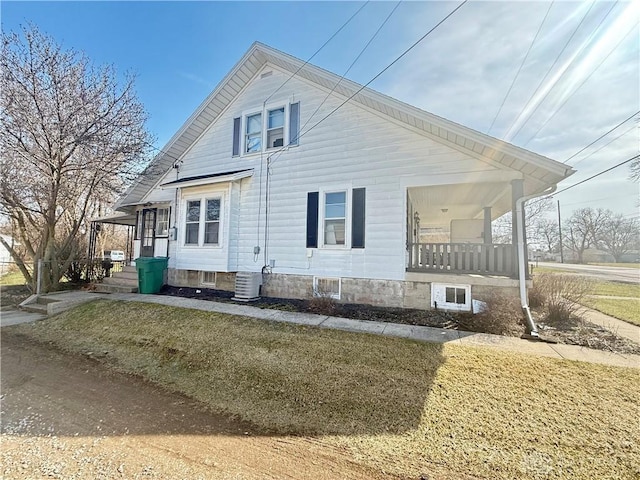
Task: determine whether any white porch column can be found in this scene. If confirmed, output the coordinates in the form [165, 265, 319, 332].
[483, 207, 492, 244]
[511, 179, 525, 276]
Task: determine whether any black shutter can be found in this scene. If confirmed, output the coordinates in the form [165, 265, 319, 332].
[289, 102, 300, 145]
[232, 117, 241, 156]
[352, 188, 366, 248]
[306, 191, 319, 248]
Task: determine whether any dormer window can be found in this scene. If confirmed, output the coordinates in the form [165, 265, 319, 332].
[232, 102, 300, 157]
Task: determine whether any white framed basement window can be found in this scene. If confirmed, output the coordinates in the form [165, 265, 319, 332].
[182, 195, 223, 247]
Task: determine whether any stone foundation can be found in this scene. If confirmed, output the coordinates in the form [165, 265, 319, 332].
[167, 268, 522, 310]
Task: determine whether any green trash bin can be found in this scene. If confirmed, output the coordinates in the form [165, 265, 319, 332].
[135, 257, 169, 294]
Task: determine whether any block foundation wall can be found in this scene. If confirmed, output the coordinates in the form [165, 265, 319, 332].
[167, 269, 520, 310]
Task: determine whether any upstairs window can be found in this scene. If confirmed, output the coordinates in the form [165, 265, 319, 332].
[267, 107, 285, 149]
[233, 102, 300, 156]
[245, 113, 262, 153]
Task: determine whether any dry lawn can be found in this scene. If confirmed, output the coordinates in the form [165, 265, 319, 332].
[11, 300, 640, 480]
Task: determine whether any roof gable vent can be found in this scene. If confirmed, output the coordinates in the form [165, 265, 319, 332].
[260, 70, 273, 79]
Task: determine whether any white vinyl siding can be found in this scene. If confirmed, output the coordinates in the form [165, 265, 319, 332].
[154, 66, 506, 278]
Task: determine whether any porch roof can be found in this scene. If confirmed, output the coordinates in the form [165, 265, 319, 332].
[90, 212, 137, 226]
[160, 168, 253, 189]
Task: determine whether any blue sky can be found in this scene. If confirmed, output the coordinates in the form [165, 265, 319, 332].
[2, 1, 638, 218]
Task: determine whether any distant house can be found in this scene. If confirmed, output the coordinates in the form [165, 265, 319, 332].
[99, 43, 574, 311]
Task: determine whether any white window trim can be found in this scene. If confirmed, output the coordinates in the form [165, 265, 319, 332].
[181, 193, 224, 248]
[319, 187, 351, 249]
[430, 283, 472, 312]
[155, 207, 170, 237]
[240, 101, 291, 157]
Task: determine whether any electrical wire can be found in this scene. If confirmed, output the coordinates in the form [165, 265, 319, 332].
[486, 1, 555, 135]
[552, 154, 638, 196]
[564, 110, 639, 163]
[296, 1, 402, 140]
[521, 19, 634, 146]
[570, 123, 636, 167]
[263, 1, 370, 105]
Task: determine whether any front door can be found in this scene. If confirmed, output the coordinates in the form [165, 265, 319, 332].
[140, 209, 156, 257]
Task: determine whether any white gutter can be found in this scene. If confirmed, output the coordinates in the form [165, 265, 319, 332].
[515, 185, 556, 338]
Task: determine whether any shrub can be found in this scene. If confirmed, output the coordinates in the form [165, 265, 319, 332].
[458, 294, 525, 336]
[307, 295, 337, 316]
[532, 273, 593, 326]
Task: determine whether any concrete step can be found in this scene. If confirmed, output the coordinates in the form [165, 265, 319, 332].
[122, 266, 137, 274]
[21, 303, 49, 314]
[103, 276, 138, 287]
[94, 284, 138, 294]
[37, 297, 60, 305]
[110, 271, 138, 281]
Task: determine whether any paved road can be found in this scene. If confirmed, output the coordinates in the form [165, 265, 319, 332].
[536, 262, 640, 284]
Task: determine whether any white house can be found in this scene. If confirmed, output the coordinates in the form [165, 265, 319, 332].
[102, 42, 574, 312]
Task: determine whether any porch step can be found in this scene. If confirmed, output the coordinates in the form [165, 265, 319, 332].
[112, 271, 138, 281]
[122, 266, 137, 274]
[22, 303, 49, 314]
[94, 283, 138, 294]
[102, 277, 138, 287]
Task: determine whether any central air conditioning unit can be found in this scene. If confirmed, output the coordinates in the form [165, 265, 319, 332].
[233, 272, 262, 302]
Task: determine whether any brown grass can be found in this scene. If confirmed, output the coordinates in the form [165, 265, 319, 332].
[10, 300, 640, 480]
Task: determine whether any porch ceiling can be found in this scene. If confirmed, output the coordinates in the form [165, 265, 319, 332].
[409, 182, 511, 230]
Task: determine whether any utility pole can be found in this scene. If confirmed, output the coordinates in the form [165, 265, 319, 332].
[557, 200, 564, 263]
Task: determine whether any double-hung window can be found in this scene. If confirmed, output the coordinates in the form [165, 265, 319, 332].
[185, 201, 201, 245]
[233, 102, 300, 156]
[266, 107, 284, 149]
[324, 191, 346, 246]
[204, 199, 220, 245]
[184, 197, 222, 247]
[245, 113, 262, 153]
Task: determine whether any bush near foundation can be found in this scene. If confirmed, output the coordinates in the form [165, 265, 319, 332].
[458, 294, 526, 336]
[530, 273, 593, 325]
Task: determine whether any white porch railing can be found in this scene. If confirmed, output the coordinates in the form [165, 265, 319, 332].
[407, 242, 515, 276]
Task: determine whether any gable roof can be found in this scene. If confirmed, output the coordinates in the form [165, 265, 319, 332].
[117, 42, 574, 209]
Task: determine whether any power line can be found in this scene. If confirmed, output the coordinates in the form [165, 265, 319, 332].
[263, 1, 370, 105]
[521, 22, 635, 147]
[290, 0, 469, 150]
[570, 123, 637, 167]
[296, 1, 402, 140]
[486, 1, 555, 135]
[552, 154, 638, 196]
[564, 110, 639, 163]
[503, 0, 597, 139]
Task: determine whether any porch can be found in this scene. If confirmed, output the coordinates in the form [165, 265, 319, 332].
[405, 176, 525, 278]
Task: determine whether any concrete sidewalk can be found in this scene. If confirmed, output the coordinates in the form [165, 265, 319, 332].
[7, 290, 639, 369]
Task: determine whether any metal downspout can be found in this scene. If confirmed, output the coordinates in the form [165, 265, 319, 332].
[515, 185, 556, 338]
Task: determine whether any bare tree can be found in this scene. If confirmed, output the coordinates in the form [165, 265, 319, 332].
[598, 214, 639, 262]
[492, 197, 554, 245]
[0, 25, 152, 291]
[563, 208, 610, 263]
[533, 217, 559, 254]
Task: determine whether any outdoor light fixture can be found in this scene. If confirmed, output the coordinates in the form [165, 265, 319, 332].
[441, 208, 448, 213]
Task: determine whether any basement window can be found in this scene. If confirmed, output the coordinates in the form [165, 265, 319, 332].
[201, 271, 216, 286]
[431, 283, 471, 312]
[313, 276, 341, 300]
